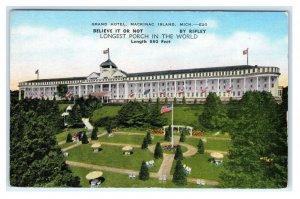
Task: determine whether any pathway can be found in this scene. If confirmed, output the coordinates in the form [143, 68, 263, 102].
[157, 154, 175, 180]
[82, 118, 93, 130]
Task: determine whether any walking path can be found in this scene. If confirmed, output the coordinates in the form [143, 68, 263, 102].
[82, 118, 93, 130]
[157, 154, 175, 180]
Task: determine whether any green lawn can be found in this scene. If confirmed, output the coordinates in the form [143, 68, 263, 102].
[163, 105, 204, 129]
[66, 144, 162, 173]
[58, 104, 72, 113]
[70, 166, 210, 188]
[59, 142, 76, 149]
[99, 134, 145, 145]
[56, 128, 87, 143]
[171, 153, 225, 181]
[90, 106, 122, 122]
[185, 137, 231, 151]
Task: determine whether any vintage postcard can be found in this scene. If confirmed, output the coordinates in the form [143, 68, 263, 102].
[9, 9, 288, 189]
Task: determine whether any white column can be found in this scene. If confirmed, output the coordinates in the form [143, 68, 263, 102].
[85, 85, 87, 95]
[256, 76, 259, 91]
[109, 83, 111, 99]
[217, 78, 219, 96]
[150, 82, 153, 98]
[183, 80, 186, 97]
[157, 82, 160, 97]
[165, 81, 167, 97]
[194, 80, 196, 97]
[229, 78, 232, 97]
[244, 77, 246, 94]
[135, 83, 137, 98]
[269, 76, 271, 92]
[174, 81, 177, 98]
[19, 89, 21, 100]
[93, 84, 95, 93]
[100, 84, 103, 92]
[125, 82, 128, 99]
[142, 83, 145, 99]
[117, 83, 119, 99]
[79, 85, 81, 97]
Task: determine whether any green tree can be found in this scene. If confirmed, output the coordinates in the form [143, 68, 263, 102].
[172, 160, 187, 186]
[156, 97, 160, 104]
[148, 98, 152, 103]
[66, 104, 83, 128]
[164, 97, 168, 104]
[197, 139, 205, 154]
[81, 132, 89, 144]
[141, 137, 148, 149]
[182, 96, 186, 105]
[91, 126, 98, 140]
[193, 98, 197, 104]
[164, 125, 171, 141]
[199, 92, 229, 130]
[139, 161, 149, 181]
[154, 142, 163, 159]
[146, 132, 152, 144]
[173, 97, 177, 104]
[179, 132, 185, 142]
[174, 145, 183, 161]
[220, 91, 287, 188]
[10, 100, 80, 187]
[66, 133, 73, 143]
[57, 84, 68, 98]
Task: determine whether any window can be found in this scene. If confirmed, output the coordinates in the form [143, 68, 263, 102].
[272, 83, 274, 88]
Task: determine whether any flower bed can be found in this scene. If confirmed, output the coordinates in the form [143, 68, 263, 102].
[150, 129, 164, 134]
[192, 132, 204, 136]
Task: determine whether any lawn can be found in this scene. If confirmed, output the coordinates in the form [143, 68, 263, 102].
[70, 166, 210, 188]
[163, 105, 204, 129]
[171, 153, 225, 181]
[184, 137, 231, 151]
[56, 128, 88, 143]
[66, 144, 162, 173]
[99, 134, 145, 145]
[90, 106, 122, 122]
[58, 103, 72, 113]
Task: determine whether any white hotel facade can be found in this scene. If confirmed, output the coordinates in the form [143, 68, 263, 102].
[18, 58, 281, 103]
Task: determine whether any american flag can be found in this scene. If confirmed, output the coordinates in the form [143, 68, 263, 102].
[129, 92, 134, 97]
[65, 91, 73, 98]
[243, 49, 248, 55]
[225, 86, 233, 93]
[103, 49, 109, 54]
[160, 103, 173, 114]
[178, 90, 184, 94]
[201, 87, 208, 94]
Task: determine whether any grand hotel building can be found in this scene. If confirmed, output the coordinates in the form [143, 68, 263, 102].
[18, 58, 281, 103]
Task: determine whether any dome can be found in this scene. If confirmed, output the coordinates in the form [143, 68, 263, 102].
[100, 59, 117, 68]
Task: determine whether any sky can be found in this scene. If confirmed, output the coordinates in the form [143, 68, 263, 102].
[9, 10, 289, 90]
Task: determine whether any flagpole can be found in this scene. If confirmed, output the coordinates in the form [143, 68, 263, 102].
[247, 48, 249, 65]
[171, 102, 174, 148]
[108, 48, 110, 60]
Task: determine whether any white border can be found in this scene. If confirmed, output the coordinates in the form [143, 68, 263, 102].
[2, 0, 300, 199]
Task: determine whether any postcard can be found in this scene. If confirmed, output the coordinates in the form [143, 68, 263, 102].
[9, 9, 288, 189]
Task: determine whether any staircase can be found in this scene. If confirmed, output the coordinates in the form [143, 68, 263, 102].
[82, 118, 93, 130]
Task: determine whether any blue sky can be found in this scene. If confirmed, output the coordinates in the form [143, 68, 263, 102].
[10, 10, 288, 89]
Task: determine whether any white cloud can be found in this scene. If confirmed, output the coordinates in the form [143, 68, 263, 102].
[10, 25, 288, 90]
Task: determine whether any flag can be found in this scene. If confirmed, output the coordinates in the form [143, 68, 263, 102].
[225, 86, 233, 93]
[160, 103, 173, 114]
[103, 49, 109, 54]
[35, 69, 39, 74]
[201, 87, 208, 94]
[178, 90, 184, 94]
[129, 92, 134, 97]
[144, 89, 150, 95]
[65, 91, 73, 98]
[243, 49, 248, 55]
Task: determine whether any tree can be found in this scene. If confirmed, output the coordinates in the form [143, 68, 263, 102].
[66, 104, 83, 128]
[179, 132, 185, 142]
[141, 137, 148, 149]
[10, 99, 80, 187]
[174, 145, 183, 161]
[182, 96, 186, 105]
[105, 123, 112, 135]
[197, 139, 205, 154]
[146, 132, 152, 144]
[164, 97, 168, 104]
[91, 126, 98, 140]
[220, 91, 287, 188]
[156, 97, 160, 104]
[57, 84, 68, 98]
[66, 133, 73, 143]
[139, 161, 149, 181]
[199, 92, 229, 130]
[154, 142, 163, 159]
[164, 125, 171, 141]
[173, 97, 177, 104]
[193, 98, 197, 104]
[81, 132, 89, 144]
[148, 98, 152, 103]
[172, 160, 187, 186]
